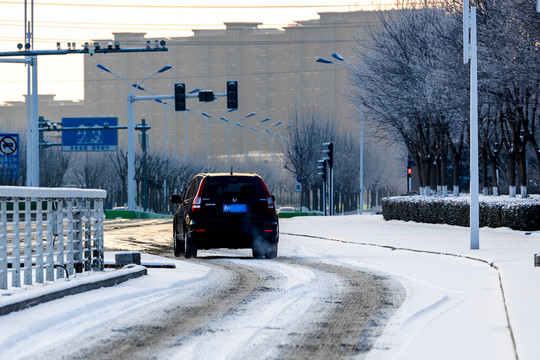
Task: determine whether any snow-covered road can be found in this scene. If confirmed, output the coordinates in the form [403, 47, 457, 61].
[2, 214, 537, 359]
[0, 219, 403, 360]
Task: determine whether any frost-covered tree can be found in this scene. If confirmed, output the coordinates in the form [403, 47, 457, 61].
[351, 0, 540, 197]
[350, 1, 467, 196]
[282, 109, 335, 210]
[39, 147, 71, 187]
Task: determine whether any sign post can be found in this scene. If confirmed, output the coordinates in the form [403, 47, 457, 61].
[0, 133, 20, 181]
[294, 175, 302, 192]
[61, 117, 119, 152]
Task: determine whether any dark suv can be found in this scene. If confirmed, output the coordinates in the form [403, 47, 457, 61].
[170, 173, 279, 259]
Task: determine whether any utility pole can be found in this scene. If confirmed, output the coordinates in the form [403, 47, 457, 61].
[136, 119, 150, 211]
[0, 4, 168, 188]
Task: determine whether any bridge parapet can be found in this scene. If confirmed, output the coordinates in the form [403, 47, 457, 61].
[0, 186, 106, 290]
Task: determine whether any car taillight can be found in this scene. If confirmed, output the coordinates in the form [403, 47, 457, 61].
[259, 179, 275, 212]
[192, 196, 202, 211]
[192, 178, 206, 212]
[266, 197, 275, 211]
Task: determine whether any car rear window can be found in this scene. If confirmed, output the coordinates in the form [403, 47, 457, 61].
[202, 176, 265, 197]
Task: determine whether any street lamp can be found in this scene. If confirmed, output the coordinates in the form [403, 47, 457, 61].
[200, 112, 214, 170]
[234, 122, 247, 163]
[264, 129, 277, 161]
[218, 117, 234, 169]
[241, 112, 256, 163]
[248, 117, 271, 161]
[464, 0, 479, 250]
[264, 124, 293, 163]
[316, 52, 364, 215]
[223, 112, 256, 164]
[198, 109, 236, 169]
[96, 63, 172, 211]
[131, 83, 174, 213]
[184, 88, 202, 161]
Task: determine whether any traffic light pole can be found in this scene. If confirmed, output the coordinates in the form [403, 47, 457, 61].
[317, 158, 328, 215]
[323, 142, 333, 215]
[331, 167, 334, 215]
[322, 178, 327, 216]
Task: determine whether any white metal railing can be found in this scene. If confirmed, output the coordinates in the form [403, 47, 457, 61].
[0, 186, 106, 290]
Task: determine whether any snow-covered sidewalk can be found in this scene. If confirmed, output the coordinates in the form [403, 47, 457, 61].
[281, 215, 540, 360]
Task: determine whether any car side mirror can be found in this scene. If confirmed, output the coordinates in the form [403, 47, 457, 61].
[170, 194, 183, 203]
[271, 195, 276, 203]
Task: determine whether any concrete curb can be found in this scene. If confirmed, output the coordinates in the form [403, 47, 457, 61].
[0, 267, 147, 317]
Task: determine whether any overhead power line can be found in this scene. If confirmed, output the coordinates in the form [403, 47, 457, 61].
[0, 35, 366, 47]
[0, 1, 382, 9]
[0, 21, 380, 35]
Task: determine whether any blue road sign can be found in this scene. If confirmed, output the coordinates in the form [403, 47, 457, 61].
[62, 117, 118, 152]
[0, 133, 19, 180]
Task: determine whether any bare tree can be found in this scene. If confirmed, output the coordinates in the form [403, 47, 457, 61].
[70, 153, 113, 189]
[283, 109, 336, 210]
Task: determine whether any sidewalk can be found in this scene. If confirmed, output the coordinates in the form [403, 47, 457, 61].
[0, 265, 147, 316]
[280, 215, 540, 360]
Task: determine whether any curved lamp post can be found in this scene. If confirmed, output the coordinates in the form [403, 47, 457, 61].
[97, 64, 171, 211]
[198, 109, 236, 169]
[130, 82, 200, 213]
[234, 122, 247, 163]
[132, 83, 172, 213]
[264, 124, 293, 162]
[222, 112, 256, 164]
[218, 117, 234, 169]
[200, 112, 214, 170]
[183, 88, 202, 161]
[248, 117, 271, 161]
[316, 52, 364, 215]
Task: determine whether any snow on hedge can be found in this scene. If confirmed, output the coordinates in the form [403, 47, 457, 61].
[382, 194, 540, 231]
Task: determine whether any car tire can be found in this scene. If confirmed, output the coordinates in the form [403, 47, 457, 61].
[184, 227, 198, 259]
[265, 242, 278, 259]
[173, 230, 185, 257]
[252, 248, 264, 259]
[252, 240, 265, 259]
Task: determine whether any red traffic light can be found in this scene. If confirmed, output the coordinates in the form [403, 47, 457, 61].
[407, 167, 412, 175]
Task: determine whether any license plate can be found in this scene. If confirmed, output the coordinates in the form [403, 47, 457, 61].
[223, 204, 247, 213]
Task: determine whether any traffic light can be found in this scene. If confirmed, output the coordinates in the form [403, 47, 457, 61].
[322, 142, 333, 168]
[198, 90, 214, 102]
[317, 159, 327, 181]
[226, 81, 238, 109]
[174, 83, 186, 111]
[407, 167, 412, 177]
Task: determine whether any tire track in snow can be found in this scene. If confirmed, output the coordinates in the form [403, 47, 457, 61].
[44, 259, 276, 360]
[15, 220, 404, 359]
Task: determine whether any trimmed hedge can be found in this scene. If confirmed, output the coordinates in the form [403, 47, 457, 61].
[278, 211, 321, 219]
[381, 195, 540, 231]
[105, 210, 173, 220]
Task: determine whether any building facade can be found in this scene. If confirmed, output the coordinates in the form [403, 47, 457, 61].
[1, 10, 382, 162]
